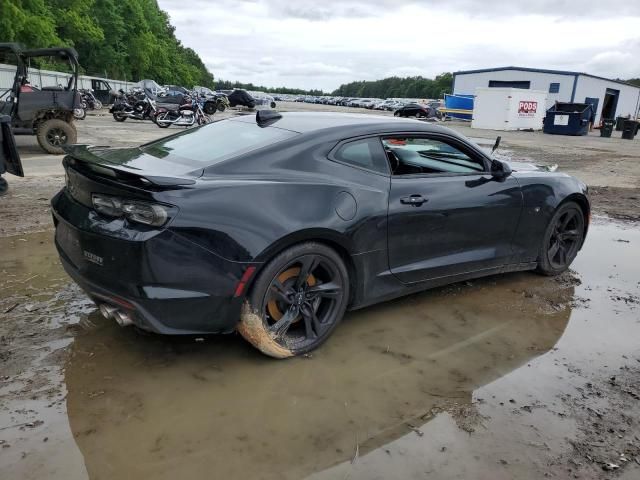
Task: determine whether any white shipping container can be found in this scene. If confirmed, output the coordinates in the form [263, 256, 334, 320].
[471, 87, 547, 131]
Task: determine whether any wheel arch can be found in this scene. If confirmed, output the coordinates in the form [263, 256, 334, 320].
[248, 229, 358, 306]
[558, 192, 590, 247]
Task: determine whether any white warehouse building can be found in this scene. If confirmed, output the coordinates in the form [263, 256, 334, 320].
[453, 66, 640, 124]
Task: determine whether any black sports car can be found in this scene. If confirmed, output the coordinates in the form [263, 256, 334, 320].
[51, 112, 589, 358]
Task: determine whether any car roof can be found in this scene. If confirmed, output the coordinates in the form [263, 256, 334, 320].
[230, 111, 450, 136]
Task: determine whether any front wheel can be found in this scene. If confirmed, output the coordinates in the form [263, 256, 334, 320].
[536, 201, 585, 276]
[238, 242, 350, 358]
[94, 100, 103, 110]
[113, 112, 127, 122]
[217, 103, 226, 112]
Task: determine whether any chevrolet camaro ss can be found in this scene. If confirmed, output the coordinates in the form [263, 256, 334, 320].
[51, 112, 589, 358]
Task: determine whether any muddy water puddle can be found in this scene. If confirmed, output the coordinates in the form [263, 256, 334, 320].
[1, 220, 639, 479]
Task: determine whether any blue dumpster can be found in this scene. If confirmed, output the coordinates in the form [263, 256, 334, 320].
[543, 103, 593, 136]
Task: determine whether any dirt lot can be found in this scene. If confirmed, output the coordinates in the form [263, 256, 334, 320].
[1, 103, 639, 479]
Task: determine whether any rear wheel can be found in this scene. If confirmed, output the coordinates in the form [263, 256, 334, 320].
[156, 112, 171, 128]
[94, 100, 103, 110]
[113, 112, 126, 122]
[536, 201, 585, 276]
[394, 111, 401, 117]
[36, 119, 77, 154]
[238, 242, 349, 358]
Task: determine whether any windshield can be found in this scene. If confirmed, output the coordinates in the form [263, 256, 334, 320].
[141, 119, 298, 165]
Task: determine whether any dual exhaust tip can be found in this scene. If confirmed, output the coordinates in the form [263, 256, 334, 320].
[99, 304, 134, 327]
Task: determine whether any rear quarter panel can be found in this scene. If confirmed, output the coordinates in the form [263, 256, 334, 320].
[161, 155, 391, 264]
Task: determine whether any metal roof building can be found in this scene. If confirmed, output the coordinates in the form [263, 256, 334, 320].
[453, 66, 640, 124]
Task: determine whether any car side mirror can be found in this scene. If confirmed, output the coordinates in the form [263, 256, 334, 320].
[491, 159, 512, 179]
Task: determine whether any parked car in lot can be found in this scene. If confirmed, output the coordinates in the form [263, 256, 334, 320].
[52, 112, 589, 358]
[226, 89, 256, 109]
[394, 102, 433, 118]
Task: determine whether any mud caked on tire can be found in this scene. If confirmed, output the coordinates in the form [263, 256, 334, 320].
[238, 242, 350, 359]
[36, 119, 77, 154]
[536, 201, 585, 276]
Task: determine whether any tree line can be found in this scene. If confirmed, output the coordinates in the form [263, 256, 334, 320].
[213, 79, 324, 96]
[332, 73, 454, 99]
[0, 0, 214, 88]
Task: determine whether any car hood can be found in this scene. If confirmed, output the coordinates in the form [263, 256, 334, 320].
[501, 159, 558, 173]
[63, 144, 203, 186]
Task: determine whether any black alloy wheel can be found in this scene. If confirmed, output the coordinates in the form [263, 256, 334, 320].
[537, 202, 585, 275]
[46, 127, 68, 146]
[238, 243, 349, 358]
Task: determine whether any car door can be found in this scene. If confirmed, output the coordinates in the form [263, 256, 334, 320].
[385, 133, 522, 284]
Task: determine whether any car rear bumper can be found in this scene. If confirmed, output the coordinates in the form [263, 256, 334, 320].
[51, 190, 252, 334]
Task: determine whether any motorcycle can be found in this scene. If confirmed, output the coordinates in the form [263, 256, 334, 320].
[155, 94, 210, 128]
[109, 89, 158, 123]
[79, 89, 103, 110]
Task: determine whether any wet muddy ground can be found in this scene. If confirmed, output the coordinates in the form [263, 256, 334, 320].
[1, 218, 639, 479]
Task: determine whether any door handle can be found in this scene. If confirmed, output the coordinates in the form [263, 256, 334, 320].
[400, 194, 427, 206]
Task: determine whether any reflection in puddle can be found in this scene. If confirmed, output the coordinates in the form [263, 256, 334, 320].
[64, 270, 573, 479]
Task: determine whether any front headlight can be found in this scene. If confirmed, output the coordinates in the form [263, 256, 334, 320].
[92, 194, 174, 227]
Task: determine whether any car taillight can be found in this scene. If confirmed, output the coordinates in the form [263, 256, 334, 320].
[92, 193, 175, 227]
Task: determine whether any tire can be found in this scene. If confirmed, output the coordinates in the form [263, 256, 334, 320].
[394, 111, 400, 117]
[73, 108, 86, 120]
[415, 111, 425, 118]
[113, 112, 126, 122]
[238, 242, 350, 359]
[155, 112, 171, 128]
[203, 102, 217, 115]
[217, 104, 225, 112]
[536, 201, 585, 276]
[36, 119, 77, 154]
[94, 100, 103, 110]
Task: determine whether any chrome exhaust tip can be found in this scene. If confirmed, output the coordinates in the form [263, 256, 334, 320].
[99, 304, 118, 320]
[114, 310, 134, 327]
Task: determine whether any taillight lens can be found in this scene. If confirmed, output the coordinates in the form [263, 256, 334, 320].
[92, 193, 174, 227]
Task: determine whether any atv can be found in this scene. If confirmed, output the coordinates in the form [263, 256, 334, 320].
[0, 43, 81, 154]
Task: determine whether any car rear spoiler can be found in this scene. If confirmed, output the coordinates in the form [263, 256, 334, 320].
[0, 115, 24, 177]
[62, 144, 200, 187]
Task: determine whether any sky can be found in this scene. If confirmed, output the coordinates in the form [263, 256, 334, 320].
[157, 0, 640, 92]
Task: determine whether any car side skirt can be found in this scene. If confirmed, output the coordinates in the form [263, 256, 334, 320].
[350, 255, 537, 311]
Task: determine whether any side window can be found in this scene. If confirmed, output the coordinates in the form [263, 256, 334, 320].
[382, 137, 486, 176]
[549, 82, 560, 93]
[333, 138, 388, 174]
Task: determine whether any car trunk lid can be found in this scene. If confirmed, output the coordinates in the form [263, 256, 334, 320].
[63, 144, 203, 187]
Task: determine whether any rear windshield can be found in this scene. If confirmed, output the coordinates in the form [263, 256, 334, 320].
[141, 119, 297, 164]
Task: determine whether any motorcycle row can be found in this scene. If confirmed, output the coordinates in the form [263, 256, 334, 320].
[108, 87, 230, 128]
